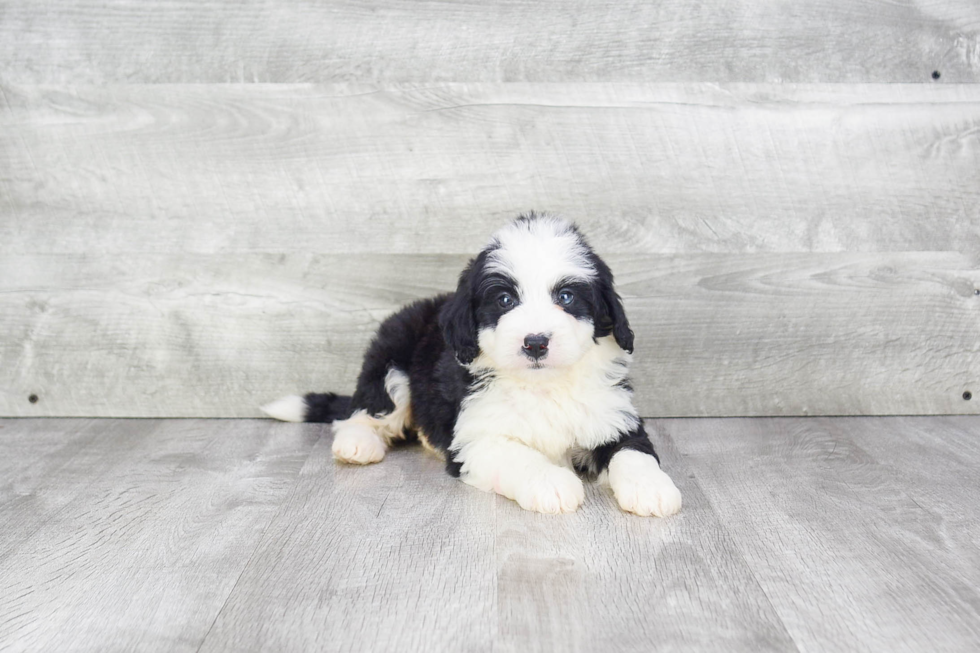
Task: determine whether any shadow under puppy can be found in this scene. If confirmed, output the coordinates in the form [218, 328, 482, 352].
[263, 213, 681, 517]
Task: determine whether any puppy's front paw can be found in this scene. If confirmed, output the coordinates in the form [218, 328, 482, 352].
[609, 450, 682, 517]
[332, 424, 386, 465]
[514, 465, 585, 514]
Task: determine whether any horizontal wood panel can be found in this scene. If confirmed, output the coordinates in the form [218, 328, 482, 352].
[2, 83, 979, 255]
[1, 252, 976, 418]
[0, 1, 978, 83]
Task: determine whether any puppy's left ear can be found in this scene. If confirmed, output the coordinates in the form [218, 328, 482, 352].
[593, 257, 634, 353]
[439, 256, 481, 364]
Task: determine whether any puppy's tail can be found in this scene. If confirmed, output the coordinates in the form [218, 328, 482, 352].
[260, 392, 353, 423]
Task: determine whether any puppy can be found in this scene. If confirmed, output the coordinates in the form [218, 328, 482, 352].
[263, 213, 681, 516]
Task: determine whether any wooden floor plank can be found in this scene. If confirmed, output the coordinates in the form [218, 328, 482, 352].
[831, 416, 980, 586]
[665, 416, 980, 652]
[0, 419, 144, 562]
[493, 427, 797, 652]
[0, 419, 317, 652]
[196, 434, 498, 653]
[3, 417, 980, 651]
[0, 418, 99, 506]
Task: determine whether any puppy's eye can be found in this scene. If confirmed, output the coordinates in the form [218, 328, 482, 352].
[497, 292, 515, 309]
[557, 290, 575, 306]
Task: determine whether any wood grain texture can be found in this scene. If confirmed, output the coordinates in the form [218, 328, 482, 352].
[0, 1, 978, 84]
[0, 419, 318, 653]
[2, 251, 977, 418]
[493, 429, 796, 652]
[196, 426, 498, 653]
[665, 416, 980, 652]
[3, 417, 980, 651]
[0, 418, 107, 561]
[2, 83, 979, 255]
[196, 421, 796, 652]
[627, 252, 980, 417]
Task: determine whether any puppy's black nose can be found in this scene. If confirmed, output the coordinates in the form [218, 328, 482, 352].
[523, 334, 549, 360]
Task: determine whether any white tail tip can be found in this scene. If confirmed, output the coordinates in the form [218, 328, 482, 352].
[260, 395, 307, 422]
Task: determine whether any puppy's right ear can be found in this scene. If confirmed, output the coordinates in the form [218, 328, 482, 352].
[439, 256, 480, 365]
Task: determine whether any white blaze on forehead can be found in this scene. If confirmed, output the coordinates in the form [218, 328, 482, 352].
[484, 216, 596, 291]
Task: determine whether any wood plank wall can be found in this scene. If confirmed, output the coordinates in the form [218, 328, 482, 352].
[1, 1, 978, 417]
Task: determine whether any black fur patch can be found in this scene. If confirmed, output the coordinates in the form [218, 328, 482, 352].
[474, 272, 520, 330]
[333, 294, 476, 471]
[303, 393, 353, 423]
[552, 278, 598, 324]
[574, 422, 661, 479]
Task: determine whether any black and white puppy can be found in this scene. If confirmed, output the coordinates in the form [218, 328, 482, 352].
[262, 213, 681, 516]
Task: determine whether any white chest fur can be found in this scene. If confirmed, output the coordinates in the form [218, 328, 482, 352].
[452, 337, 640, 463]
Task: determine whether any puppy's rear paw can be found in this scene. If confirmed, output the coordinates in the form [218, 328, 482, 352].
[332, 424, 386, 465]
[609, 450, 682, 517]
[515, 466, 585, 514]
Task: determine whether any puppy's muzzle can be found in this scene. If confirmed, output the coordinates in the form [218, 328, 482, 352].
[522, 333, 550, 361]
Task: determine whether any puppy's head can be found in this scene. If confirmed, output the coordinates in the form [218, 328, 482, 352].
[439, 213, 633, 372]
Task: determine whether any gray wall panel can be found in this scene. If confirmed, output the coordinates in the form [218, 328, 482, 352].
[2, 253, 976, 417]
[1, 1, 978, 83]
[3, 6, 979, 418]
[3, 84, 978, 256]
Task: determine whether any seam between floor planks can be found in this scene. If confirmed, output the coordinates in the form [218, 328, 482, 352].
[650, 419, 804, 652]
[193, 426, 328, 653]
[0, 419, 323, 652]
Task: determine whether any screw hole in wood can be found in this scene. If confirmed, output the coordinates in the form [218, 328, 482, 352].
[28, 394, 39, 404]
[932, 70, 941, 80]
[964, 391, 973, 401]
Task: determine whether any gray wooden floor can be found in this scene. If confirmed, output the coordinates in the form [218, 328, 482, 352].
[1, 417, 978, 652]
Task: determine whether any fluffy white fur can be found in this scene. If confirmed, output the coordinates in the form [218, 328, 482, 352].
[605, 450, 682, 517]
[331, 419, 387, 465]
[457, 337, 638, 462]
[485, 216, 597, 285]
[457, 435, 585, 514]
[260, 395, 306, 422]
[454, 336, 640, 512]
